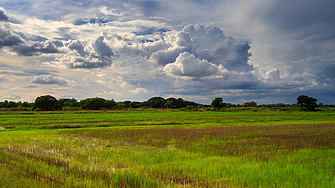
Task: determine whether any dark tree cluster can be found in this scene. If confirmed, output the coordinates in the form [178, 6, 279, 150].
[24, 95, 204, 111]
[0, 100, 33, 110]
[0, 94, 328, 112]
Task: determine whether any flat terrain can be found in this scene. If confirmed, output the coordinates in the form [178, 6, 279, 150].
[1, 110, 335, 187]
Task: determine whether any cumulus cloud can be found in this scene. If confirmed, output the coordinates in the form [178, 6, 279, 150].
[265, 68, 281, 81]
[0, 13, 60, 56]
[164, 52, 218, 77]
[0, 23, 24, 48]
[116, 24, 253, 73]
[128, 87, 151, 94]
[105, 24, 258, 98]
[152, 25, 252, 72]
[58, 36, 115, 69]
[11, 40, 60, 56]
[0, 9, 8, 21]
[31, 74, 75, 86]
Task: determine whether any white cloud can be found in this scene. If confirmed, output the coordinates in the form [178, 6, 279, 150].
[56, 36, 114, 69]
[31, 74, 75, 86]
[112, 24, 253, 74]
[128, 87, 151, 94]
[265, 68, 281, 81]
[164, 52, 218, 77]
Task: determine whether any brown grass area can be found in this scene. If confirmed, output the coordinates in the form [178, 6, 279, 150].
[63, 123, 335, 160]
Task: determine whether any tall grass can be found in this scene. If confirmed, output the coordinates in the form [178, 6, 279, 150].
[1, 110, 335, 187]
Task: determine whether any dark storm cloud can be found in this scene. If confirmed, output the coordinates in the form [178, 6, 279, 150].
[271, 40, 335, 88]
[259, 0, 335, 47]
[263, 0, 335, 31]
[0, 9, 8, 21]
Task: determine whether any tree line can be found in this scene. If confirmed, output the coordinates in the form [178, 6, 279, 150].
[0, 94, 331, 112]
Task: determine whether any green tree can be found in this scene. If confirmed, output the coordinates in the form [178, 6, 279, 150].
[59, 98, 79, 108]
[164, 102, 175, 109]
[1, 100, 8, 108]
[166, 97, 185, 108]
[244, 101, 257, 107]
[105, 99, 117, 109]
[33, 95, 59, 111]
[211, 97, 224, 109]
[297, 95, 318, 111]
[81, 97, 107, 110]
[147, 97, 166, 108]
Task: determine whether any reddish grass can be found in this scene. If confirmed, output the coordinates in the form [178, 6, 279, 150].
[63, 123, 335, 160]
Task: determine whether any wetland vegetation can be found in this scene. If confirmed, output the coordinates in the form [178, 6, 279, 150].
[1, 110, 335, 187]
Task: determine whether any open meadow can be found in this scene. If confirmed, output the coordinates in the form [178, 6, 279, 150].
[1, 109, 335, 187]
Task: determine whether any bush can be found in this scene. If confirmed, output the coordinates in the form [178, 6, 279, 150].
[62, 107, 81, 111]
[34, 108, 41, 112]
[185, 105, 194, 110]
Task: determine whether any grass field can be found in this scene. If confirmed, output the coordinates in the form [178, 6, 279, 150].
[1, 110, 335, 187]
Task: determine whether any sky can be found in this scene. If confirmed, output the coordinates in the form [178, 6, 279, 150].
[0, 0, 335, 104]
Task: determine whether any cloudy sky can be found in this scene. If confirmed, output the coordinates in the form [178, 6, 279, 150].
[0, 0, 334, 104]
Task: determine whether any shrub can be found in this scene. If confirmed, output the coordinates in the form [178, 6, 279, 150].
[62, 107, 81, 111]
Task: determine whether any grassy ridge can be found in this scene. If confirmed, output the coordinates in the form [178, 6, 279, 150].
[1, 110, 335, 187]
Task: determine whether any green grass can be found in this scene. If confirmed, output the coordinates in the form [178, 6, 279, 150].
[1, 110, 335, 187]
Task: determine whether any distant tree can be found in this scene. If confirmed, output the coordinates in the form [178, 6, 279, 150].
[147, 97, 166, 108]
[129, 101, 141, 108]
[184, 100, 199, 107]
[33, 95, 59, 111]
[211, 97, 224, 109]
[122, 101, 132, 108]
[164, 102, 175, 109]
[166, 97, 185, 108]
[116, 102, 127, 109]
[21, 101, 30, 107]
[59, 98, 79, 108]
[105, 99, 117, 109]
[81, 97, 106, 110]
[7, 101, 17, 108]
[244, 101, 257, 107]
[297, 95, 318, 111]
[1, 100, 9, 108]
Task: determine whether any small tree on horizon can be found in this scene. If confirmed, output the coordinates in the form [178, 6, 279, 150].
[33, 95, 59, 111]
[211, 97, 224, 109]
[297, 95, 318, 111]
